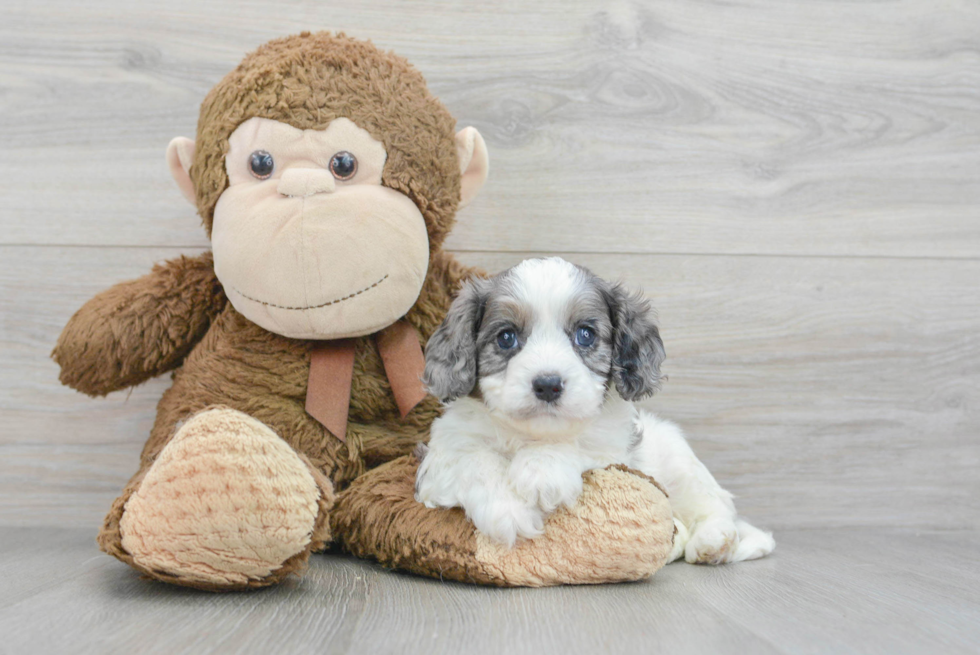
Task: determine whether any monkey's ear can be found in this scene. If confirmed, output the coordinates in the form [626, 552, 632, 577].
[166, 137, 197, 206]
[455, 127, 489, 208]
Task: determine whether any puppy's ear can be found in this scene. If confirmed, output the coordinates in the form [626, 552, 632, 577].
[423, 277, 490, 401]
[602, 282, 666, 401]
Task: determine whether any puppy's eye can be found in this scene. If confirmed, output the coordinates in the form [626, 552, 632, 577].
[248, 150, 275, 179]
[575, 326, 596, 347]
[329, 151, 357, 180]
[496, 330, 518, 350]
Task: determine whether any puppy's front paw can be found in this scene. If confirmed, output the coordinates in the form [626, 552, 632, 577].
[685, 517, 740, 565]
[413, 465, 446, 509]
[508, 453, 583, 512]
[468, 495, 544, 548]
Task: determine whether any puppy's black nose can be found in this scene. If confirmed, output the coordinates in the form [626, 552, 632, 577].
[532, 375, 564, 403]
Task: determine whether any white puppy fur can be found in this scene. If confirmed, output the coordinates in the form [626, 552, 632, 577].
[416, 257, 774, 564]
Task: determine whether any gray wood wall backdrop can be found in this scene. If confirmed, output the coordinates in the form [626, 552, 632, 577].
[1, 0, 977, 534]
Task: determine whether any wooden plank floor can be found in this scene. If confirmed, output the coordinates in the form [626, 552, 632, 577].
[0, 527, 977, 655]
[1, 0, 978, 653]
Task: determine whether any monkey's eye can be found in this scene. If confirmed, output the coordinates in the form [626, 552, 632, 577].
[496, 330, 518, 350]
[575, 326, 596, 348]
[248, 150, 275, 179]
[329, 151, 357, 180]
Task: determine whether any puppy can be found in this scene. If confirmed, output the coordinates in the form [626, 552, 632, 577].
[415, 257, 775, 564]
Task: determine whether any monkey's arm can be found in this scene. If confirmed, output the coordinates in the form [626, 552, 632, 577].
[52, 251, 226, 396]
[332, 456, 675, 586]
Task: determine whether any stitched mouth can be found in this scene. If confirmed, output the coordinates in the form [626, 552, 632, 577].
[231, 274, 389, 311]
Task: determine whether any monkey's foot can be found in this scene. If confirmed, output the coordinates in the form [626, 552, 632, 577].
[333, 457, 674, 586]
[113, 408, 333, 590]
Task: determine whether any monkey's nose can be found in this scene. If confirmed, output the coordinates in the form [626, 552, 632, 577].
[277, 168, 336, 198]
[532, 374, 564, 403]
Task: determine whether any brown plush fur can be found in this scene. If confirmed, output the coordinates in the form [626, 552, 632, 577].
[52, 252, 226, 396]
[53, 32, 672, 590]
[333, 455, 497, 585]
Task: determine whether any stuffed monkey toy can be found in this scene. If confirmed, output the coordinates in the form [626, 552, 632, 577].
[53, 32, 674, 591]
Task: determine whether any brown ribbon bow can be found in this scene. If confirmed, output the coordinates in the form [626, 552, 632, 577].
[305, 319, 427, 441]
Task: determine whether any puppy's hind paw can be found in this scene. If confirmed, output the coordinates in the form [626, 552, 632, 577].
[685, 517, 739, 565]
[731, 519, 775, 562]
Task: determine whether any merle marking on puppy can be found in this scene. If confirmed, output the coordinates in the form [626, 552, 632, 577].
[416, 257, 775, 564]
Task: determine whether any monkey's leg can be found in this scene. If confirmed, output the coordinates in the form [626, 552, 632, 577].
[98, 407, 334, 591]
[332, 456, 675, 586]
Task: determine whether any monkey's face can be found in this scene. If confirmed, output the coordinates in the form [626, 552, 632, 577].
[166, 34, 489, 341]
[209, 117, 430, 339]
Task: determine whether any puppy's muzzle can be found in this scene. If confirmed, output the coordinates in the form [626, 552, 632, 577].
[532, 374, 564, 403]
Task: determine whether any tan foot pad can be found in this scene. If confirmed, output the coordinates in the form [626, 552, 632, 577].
[119, 408, 320, 588]
[333, 456, 674, 587]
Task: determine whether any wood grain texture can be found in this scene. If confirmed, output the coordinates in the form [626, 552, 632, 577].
[1, 1, 977, 650]
[3, 246, 978, 531]
[0, 527, 977, 655]
[0, 0, 978, 256]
